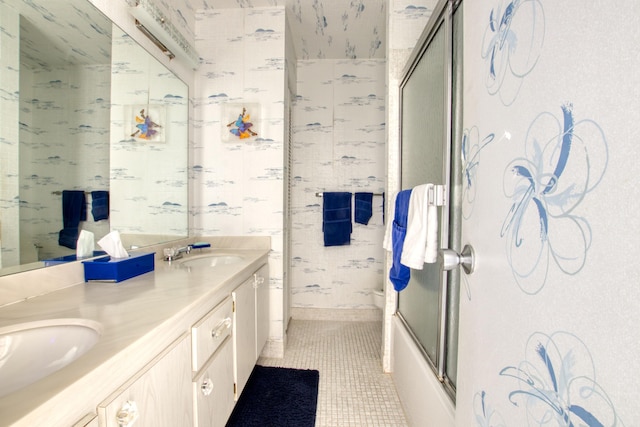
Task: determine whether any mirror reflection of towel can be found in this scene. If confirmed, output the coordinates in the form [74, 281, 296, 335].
[58, 190, 86, 249]
[62, 190, 86, 227]
[322, 192, 352, 246]
[59, 227, 80, 249]
[91, 191, 109, 221]
[58, 190, 87, 249]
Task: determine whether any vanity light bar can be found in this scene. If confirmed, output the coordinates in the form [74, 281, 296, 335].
[134, 19, 175, 60]
[129, 0, 199, 69]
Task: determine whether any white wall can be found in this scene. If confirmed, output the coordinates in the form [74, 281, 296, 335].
[290, 59, 386, 313]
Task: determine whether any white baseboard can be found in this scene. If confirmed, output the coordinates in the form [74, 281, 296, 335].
[291, 307, 382, 322]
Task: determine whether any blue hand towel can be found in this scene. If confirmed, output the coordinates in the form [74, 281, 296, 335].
[354, 192, 373, 225]
[322, 192, 352, 246]
[389, 189, 412, 291]
[91, 191, 109, 221]
[62, 190, 86, 228]
[58, 227, 79, 249]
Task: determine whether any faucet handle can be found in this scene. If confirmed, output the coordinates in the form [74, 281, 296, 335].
[163, 247, 177, 258]
[192, 242, 211, 250]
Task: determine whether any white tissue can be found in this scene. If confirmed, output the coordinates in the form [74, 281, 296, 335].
[98, 230, 129, 259]
[76, 230, 95, 258]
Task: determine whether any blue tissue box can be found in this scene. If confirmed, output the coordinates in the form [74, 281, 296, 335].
[82, 252, 155, 283]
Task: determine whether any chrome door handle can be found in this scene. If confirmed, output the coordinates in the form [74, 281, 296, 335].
[439, 244, 475, 274]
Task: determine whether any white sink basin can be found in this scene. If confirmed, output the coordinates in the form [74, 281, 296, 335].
[178, 254, 244, 268]
[0, 318, 102, 398]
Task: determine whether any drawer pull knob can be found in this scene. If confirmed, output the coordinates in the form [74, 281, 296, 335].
[211, 317, 232, 338]
[201, 378, 214, 396]
[116, 400, 139, 427]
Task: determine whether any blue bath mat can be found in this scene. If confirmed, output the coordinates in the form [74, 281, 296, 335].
[226, 365, 319, 427]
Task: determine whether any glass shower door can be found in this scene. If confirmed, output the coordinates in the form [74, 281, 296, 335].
[397, 0, 462, 399]
[398, 18, 446, 365]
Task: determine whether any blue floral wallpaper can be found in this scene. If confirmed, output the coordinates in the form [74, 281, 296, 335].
[189, 0, 387, 60]
[459, 0, 639, 425]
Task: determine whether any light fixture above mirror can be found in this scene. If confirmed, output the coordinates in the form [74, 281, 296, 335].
[128, 0, 200, 70]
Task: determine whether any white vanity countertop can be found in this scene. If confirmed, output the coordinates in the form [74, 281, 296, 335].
[0, 248, 269, 427]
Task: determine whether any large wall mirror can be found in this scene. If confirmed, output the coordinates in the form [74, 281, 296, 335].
[0, 0, 189, 276]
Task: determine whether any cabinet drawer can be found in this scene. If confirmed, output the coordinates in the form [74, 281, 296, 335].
[193, 336, 235, 427]
[192, 297, 233, 372]
[97, 334, 192, 427]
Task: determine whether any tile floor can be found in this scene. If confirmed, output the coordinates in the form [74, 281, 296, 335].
[258, 319, 409, 426]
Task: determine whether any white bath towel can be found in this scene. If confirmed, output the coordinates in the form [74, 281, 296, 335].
[400, 184, 439, 268]
[382, 191, 396, 251]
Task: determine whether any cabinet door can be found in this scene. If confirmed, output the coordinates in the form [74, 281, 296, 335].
[72, 414, 98, 427]
[193, 336, 235, 427]
[254, 265, 269, 359]
[232, 277, 256, 399]
[97, 334, 193, 427]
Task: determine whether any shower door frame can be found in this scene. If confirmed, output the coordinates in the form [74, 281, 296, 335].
[396, 0, 462, 401]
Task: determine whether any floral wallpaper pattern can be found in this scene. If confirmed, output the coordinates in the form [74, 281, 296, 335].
[500, 104, 608, 295]
[480, 0, 545, 106]
[498, 331, 625, 426]
[189, 0, 387, 60]
[459, 0, 636, 425]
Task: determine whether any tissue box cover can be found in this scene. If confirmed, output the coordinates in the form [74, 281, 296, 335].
[83, 252, 154, 282]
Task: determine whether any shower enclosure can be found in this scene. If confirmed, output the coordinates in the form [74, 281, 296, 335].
[397, 0, 463, 400]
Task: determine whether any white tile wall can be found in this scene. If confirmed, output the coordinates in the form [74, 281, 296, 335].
[193, 6, 287, 350]
[290, 59, 386, 311]
[109, 27, 189, 237]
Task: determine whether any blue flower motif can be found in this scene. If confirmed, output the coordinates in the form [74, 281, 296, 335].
[500, 331, 625, 426]
[481, 0, 545, 105]
[474, 391, 507, 427]
[462, 128, 512, 220]
[500, 104, 607, 294]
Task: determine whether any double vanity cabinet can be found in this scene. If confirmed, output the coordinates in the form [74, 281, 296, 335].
[0, 247, 270, 427]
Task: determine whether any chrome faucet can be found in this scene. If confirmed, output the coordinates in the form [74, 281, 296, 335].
[163, 245, 192, 261]
[177, 245, 193, 255]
